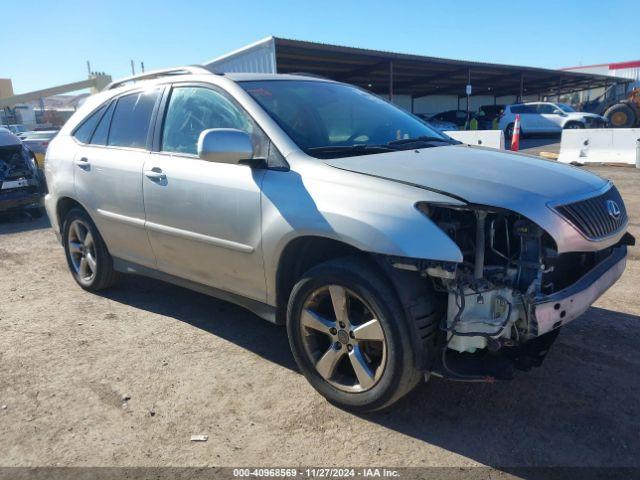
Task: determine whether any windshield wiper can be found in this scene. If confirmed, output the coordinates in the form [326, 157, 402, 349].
[306, 144, 398, 157]
[387, 135, 458, 146]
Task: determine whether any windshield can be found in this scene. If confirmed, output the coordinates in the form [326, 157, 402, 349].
[240, 80, 452, 158]
[557, 103, 576, 113]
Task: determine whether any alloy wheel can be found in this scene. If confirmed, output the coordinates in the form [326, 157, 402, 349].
[299, 285, 387, 393]
[67, 219, 97, 282]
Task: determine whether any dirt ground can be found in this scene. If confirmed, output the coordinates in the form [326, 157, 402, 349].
[0, 165, 639, 472]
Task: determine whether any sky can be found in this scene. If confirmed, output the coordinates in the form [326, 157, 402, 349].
[2, 0, 639, 94]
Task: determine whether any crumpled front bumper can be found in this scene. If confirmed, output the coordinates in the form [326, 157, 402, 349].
[530, 245, 627, 336]
[0, 188, 42, 213]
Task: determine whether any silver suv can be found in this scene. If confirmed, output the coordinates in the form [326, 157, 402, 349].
[45, 67, 633, 411]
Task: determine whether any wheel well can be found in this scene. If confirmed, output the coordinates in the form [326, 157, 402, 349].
[56, 197, 85, 233]
[564, 120, 584, 127]
[275, 236, 363, 322]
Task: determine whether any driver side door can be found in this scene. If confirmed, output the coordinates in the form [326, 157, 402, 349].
[142, 85, 269, 302]
[536, 103, 563, 133]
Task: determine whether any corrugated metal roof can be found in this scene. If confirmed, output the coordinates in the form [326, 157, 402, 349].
[205, 36, 628, 97]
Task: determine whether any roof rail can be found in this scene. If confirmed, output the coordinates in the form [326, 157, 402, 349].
[286, 72, 330, 80]
[104, 66, 214, 90]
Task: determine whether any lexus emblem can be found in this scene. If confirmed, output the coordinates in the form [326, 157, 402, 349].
[606, 200, 621, 219]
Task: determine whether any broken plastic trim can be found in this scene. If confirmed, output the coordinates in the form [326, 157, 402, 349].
[386, 255, 458, 279]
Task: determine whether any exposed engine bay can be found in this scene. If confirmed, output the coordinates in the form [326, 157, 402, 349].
[0, 144, 36, 182]
[391, 202, 633, 381]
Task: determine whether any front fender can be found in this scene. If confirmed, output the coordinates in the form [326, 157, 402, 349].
[260, 166, 463, 305]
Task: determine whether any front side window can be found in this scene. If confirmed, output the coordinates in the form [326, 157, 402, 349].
[108, 89, 159, 149]
[162, 86, 258, 156]
[557, 103, 575, 113]
[240, 80, 451, 158]
[537, 104, 556, 114]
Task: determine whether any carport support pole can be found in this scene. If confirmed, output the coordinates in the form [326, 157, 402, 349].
[389, 61, 394, 103]
[466, 68, 471, 130]
[519, 73, 524, 103]
[557, 77, 563, 103]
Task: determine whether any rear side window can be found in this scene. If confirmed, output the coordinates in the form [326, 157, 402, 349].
[73, 104, 108, 143]
[510, 105, 536, 114]
[91, 102, 115, 146]
[108, 90, 159, 149]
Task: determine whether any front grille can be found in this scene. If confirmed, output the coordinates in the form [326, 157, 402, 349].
[555, 185, 627, 240]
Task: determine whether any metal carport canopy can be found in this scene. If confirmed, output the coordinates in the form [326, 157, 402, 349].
[267, 37, 624, 99]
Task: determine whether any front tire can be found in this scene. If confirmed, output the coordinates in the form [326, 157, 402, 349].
[62, 208, 119, 291]
[564, 121, 584, 129]
[604, 102, 636, 128]
[286, 257, 421, 412]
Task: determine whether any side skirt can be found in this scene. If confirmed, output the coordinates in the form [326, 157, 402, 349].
[112, 258, 279, 324]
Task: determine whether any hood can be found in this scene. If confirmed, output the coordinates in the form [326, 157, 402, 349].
[568, 112, 603, 120]
[323, 144, 615, 253]
[324, 144, 606, 208]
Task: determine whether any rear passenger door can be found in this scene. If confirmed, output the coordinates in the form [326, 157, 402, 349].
[142, 84, 268, 302]
[513, 104, 538, 132]
[72, 88, 162, 268]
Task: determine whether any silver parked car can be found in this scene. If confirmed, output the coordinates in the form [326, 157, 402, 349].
[44, 67, 633, 411]
[20, 130, 58, 154]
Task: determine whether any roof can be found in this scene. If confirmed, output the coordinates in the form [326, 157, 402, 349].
[263, 36, 626, 97]
[562, 60, 640, 71]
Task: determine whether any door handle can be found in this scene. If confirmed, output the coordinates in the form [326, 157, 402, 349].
[144, 168, 167, 182]
[75, 157, 90, 169]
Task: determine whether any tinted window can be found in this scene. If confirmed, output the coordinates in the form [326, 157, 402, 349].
[537, 104, 556, 114]
[108, 90, 159, 149]
[558, 103, 575, 113]
[510, 104, 536, 114]
[73, 105, 107, 143]
[162, 87, 255, 155]
[91, 102, 115, 146]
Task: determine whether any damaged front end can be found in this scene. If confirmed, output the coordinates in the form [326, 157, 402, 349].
[394, 201, 633, 382]
[0, 143, 44, 214]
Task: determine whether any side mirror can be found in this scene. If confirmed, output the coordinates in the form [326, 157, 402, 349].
[197, 128, 254, 165]
[553, 109, 567, 116]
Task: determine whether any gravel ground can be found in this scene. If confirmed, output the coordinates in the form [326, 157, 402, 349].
[0, 165, 638, 471]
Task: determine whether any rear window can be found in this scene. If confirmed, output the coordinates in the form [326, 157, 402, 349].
[107, 90, 159, 149]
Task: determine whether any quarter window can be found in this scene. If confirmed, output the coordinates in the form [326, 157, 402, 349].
[73, 104, 108, 143]
[108, 90, 159, 149]
[161, 86, 258, 156]
[90, 101, 115, 146]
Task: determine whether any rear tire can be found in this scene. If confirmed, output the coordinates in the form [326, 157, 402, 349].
[564, 121, 584, 129]
[505, 123, 524, 139]
[504, 123, 514, 138]
[604, 102, 636, 128]
[286, 257, 421, 412]
[62, 208, 119, 291]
